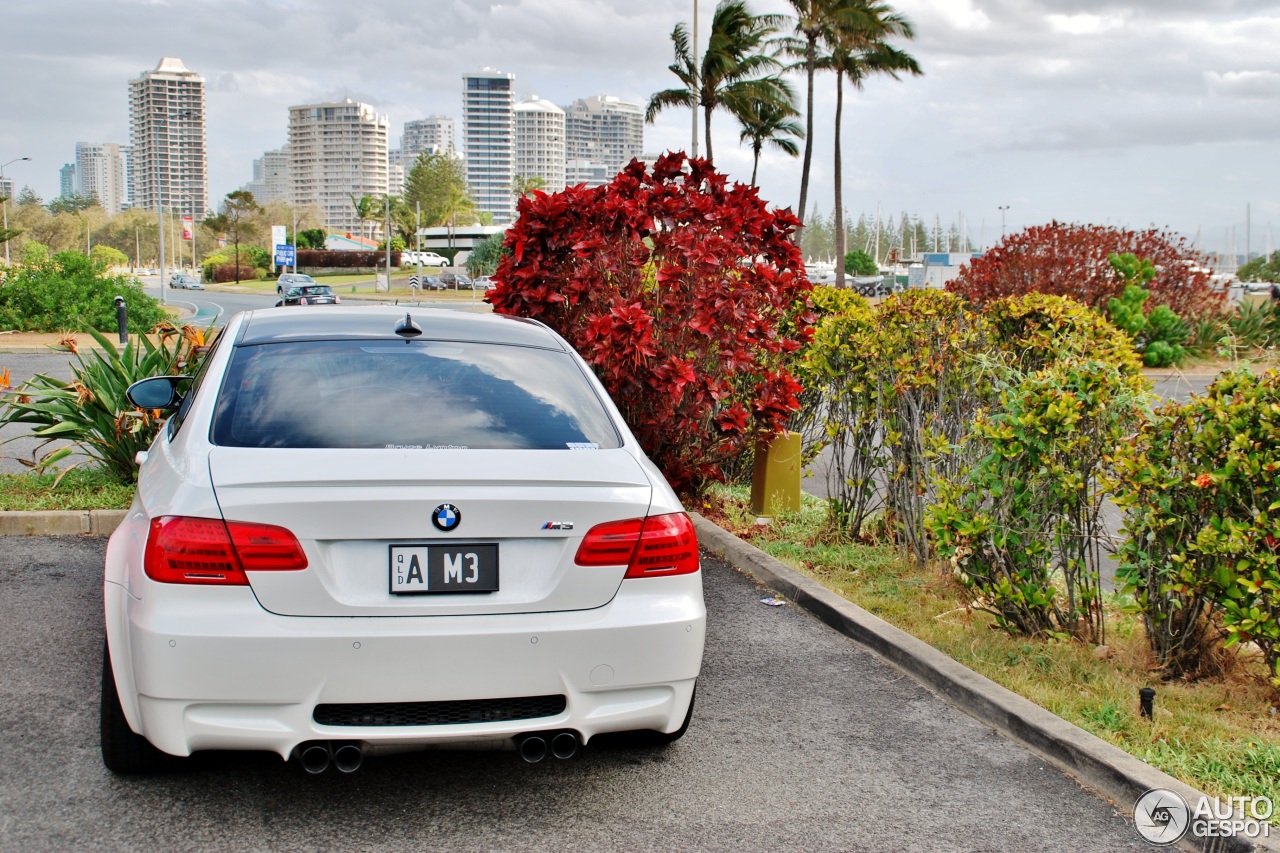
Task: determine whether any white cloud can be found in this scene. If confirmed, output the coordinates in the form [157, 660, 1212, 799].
[1046, 13, 1126, 35]
[1204, 70, 1280, 100]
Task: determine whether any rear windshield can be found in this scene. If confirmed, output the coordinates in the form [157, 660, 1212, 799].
[210, 339, 622, 450]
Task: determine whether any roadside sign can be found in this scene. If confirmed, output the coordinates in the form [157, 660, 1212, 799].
[274, 245, 295, 266]
[409, 274, 419, 287]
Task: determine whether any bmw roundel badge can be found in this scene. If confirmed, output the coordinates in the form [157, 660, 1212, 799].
[432, 504, 461, 532]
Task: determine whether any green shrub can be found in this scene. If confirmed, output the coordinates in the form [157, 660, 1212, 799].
[90, 245, 129, 268]
[0, 325, 210, 482]
[985, 292, 1142, 377]
[844, 250, 876, 276]
[1105, 258, 1189, 367]
[807, 285, 868, 319]
[871, 290, 987, 564]
[0, 251, 166, 333]
[796, 299, 882, 538]
[928, 361, 1150, 642]
[21, 242, 49, 266]
[1113, 369, 1280, 692]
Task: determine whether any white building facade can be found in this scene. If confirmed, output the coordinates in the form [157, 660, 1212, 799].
[244, 146, 291, 204]
[287, 100, 389, 235]
[402, 115, 456, 164]
[76, 141, 130, 213]
[515, 96, 566, 193]
[128, 57, 208, 219]
[462, 69, 516, 224]
[562, 95, 644, 188]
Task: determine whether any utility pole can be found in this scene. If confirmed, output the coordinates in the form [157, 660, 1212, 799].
[692, 0, 699, 158]
[385, 195, 392, 290]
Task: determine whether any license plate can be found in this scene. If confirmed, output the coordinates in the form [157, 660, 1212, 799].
[389, 544, 499, 594]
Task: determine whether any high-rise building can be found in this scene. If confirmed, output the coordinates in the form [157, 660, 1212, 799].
[75, 141, 129, 213]
[288, 100, 389, 235]
[562, 95, 644, 188]
[402, 115, 456, 166]
[463, 69, 516, 224]
[128, 57, 208, 220]
[515, 96, 566, 193]
[243, 146, 291, 204]
[59, 163, 76, 200]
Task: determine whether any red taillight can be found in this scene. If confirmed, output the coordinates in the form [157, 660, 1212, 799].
[574, 513, 700, 579]
[144, 516, 308, 585]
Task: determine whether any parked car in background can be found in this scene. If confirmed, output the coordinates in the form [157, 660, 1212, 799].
[440, 272, 472, 289]
[277, 284, 340, 306]
[102, 306, 704, 775]
[277, 272, 317, 295]
[404, 251, 448, 267]
[422, 275, 446, 291]
[474, 276, 495, 290]
[169, 274, 203, 290]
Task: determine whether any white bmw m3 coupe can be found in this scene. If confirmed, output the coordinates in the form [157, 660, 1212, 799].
[102, 306, 705, 774]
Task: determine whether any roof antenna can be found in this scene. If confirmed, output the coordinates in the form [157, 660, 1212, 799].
[394, 313, 422, 338]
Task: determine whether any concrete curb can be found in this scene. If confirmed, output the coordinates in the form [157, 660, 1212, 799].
[0, 510, 126, 537]
[691, 513, 1278, 853]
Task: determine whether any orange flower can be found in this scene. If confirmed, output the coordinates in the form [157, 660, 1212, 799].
[0, 367, 9, 389]
[58, 333, 78, 354]
[1193, 473, 1212, 488]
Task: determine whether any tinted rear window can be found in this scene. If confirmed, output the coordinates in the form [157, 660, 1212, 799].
[211, 339, 622, 450]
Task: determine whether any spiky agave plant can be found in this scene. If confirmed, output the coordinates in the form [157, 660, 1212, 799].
[0, 324, 210, 483]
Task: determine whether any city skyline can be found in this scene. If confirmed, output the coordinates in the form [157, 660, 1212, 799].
[2, 1, 1278, 256]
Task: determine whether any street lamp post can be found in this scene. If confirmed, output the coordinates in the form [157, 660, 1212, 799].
[998, 205, 1010, 241]
[2, 156, 32, 265]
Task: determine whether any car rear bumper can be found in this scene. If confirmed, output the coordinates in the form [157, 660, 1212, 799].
[107, 574, 705, 759]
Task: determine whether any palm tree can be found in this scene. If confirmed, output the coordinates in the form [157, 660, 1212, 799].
[351, 194, 380, 242]
[822, 0, 921, 288]
[647, 0, 788, 162]
[735, 91, 804, 187]
[512, 174, 547, 198]
[781, 0, 833, 229]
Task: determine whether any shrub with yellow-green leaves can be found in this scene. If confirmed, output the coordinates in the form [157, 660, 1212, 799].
[871, 290, 989, 564]
[983, 291, 1142, 378]
[795, 298, 882, 537]
[926, 361, 1150, 643]
[1111, 369, 1280, 693]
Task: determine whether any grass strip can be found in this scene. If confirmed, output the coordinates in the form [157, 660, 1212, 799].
[0, 467, 134, 511]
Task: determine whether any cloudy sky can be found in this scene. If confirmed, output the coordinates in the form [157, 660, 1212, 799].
[3, 0, 1277, 256]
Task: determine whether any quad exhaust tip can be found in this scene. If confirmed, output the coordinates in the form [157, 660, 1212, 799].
[300, 743, 331, 775]
[333, 743, 364, 774]
[519, 731, 579, 763]
[298, 741, 364, 774]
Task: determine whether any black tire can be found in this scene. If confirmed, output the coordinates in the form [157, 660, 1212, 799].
[101, 641, 180, 775]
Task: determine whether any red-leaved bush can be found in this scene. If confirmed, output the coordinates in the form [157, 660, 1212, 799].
[488, 153, 812, 495]
[948, 222, 1224, 318]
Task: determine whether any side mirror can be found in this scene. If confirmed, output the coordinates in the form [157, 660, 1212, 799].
[126, 375, 188, 410]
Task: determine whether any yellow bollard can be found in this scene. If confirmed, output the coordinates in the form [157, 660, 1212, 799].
[750, 430, 802, 517]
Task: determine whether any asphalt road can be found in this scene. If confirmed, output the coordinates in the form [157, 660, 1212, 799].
[0, 537, 1147, 852]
